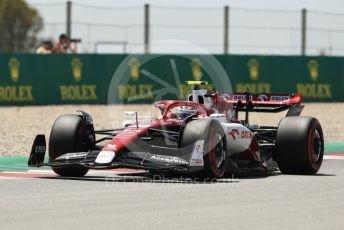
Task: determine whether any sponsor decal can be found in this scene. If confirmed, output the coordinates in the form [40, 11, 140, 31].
[296, 83, 332, 98]
[60, 58, 98, 101]
[0, 58, 34, 102]
[239, 59, 271, 93]
[150, 155, 188, 165]
[190, 140, 205, 166]
[258, 94, 268, 101]
[117, 84, 154, 100]
[56, 152, 87, 160]
[307, 59, 319, 82]
[34, 145, 46, 154]
[190, 58, 203, 81]
[229, 129, 252, 140]
[270, 95, 290, 101]
[71, 58, 82, 82]
[95, 151, 115, 164]
[0, 86, 34, 102]
[247, 58, 259, 81]
[241, 130, 252, 139]
[229, 129, 240, 140]
[220, 93, 231, 100]
[8, 58, 20, 82]
[233, 94, 253, 101]
[60, 85, 97, 100]
[129, 58, 141, 81]
[296, 59, 332, 99]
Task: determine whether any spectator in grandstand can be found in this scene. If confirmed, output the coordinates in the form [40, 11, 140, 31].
[54, 34, 77, 53]
[36, 40, 53, 54]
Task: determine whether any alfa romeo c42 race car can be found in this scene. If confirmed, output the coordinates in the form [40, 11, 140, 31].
[28, 81, 324, 178]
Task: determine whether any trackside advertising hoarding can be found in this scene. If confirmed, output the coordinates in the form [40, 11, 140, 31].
[0, 54, 343, 105]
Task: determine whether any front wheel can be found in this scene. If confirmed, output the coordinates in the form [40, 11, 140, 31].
[49, 114, 95, 177]
[274, 116, 324, 175]
[204, 126, 227, 178]
[182, 119, 227, 178]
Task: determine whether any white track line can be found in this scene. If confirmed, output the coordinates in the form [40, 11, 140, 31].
[324, 155, 344, 160]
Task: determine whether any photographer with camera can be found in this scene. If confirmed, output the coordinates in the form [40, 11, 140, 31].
[54, 34, 81, 54]
[36, 40, 53, 54]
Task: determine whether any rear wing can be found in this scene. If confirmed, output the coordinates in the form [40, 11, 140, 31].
[224, 92, 303, 114]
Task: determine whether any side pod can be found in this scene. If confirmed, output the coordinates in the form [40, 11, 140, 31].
[28, 135, 46, 167]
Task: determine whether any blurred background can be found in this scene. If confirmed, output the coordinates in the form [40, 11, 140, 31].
[1, 0, 343, 55]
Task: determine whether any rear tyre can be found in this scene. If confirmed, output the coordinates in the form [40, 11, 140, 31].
[182, 119, 227, 178]
[49, 114, 94, 177]
[275, 116, 324, 175]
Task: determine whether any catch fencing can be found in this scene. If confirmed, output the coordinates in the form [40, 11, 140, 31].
[4, 2, 344, 55]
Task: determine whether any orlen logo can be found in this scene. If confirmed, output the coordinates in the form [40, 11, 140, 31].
[241, 131, 252, 139]
[270, 96, 290, 101]
[233, 95, 253, 101]
[229, 129, 252, 140]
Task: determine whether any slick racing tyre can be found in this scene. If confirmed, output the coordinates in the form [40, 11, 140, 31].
[275, 116, 324, 175]
[49, 114, 94, 177]
[182, 119, 227, 178]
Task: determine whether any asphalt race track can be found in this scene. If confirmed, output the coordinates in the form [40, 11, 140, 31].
[0, 146, 344, 230]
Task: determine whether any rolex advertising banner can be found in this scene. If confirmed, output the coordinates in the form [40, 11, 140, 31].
[0, 54, 343, 105]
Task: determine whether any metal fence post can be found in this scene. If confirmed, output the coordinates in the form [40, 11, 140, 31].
[66, 1, 72, 38]
[144, 4, 150, 54]
[14, 20, 19, 53]
[224, 6, 229, 54]
[301, 8, 307, 56]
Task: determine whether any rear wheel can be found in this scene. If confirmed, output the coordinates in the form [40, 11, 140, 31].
[182, 119, 227, 178]
[275, 116, 324, 175]
[49, 114, 95, 177]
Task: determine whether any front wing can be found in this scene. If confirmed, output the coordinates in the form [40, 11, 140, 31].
[28, 135, 198, 172]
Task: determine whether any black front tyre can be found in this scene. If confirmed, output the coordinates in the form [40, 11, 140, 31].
[49, 114, 94, 177]
[275, 116, 324, 175]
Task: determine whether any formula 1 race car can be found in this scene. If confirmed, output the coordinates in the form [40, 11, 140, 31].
[28, 81, 324, 178]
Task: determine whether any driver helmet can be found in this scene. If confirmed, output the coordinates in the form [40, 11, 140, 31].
[176, 106, 196, 119]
